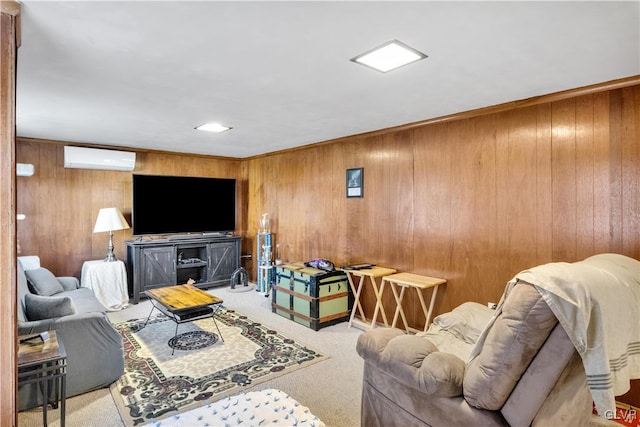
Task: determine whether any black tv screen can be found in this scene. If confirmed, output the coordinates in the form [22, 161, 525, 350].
[132, 174, 236, 236]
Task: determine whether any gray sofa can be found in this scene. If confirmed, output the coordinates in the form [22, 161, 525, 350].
[357, 253, 640, 426]
[17, 258, 125, 411]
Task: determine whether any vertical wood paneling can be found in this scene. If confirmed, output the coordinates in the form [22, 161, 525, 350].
[449, 119, 476, 309]
[365, 132, 415, 271]
[469, 114, 499, 304]
[505, 106, 539, 273]
[536, 103, 553, 263]
[16, 144, 242, 277]
[329, 142, 349, 264]
[343, 139, 368, 268]
[369, 132, 415, 323]
[413, 123, 452, 271]
[593, 92, 612, 253]
[413, 123, 454, 314]
[1, 4, 19, 426]
[494, 111, 512, 290]
[621, 87, 639, 255]
[17, 87, 640, 313]
[15, 82, 640, 408]
[617, 86, 640, 408]
[243, 85, 640, 335]
[575, 95, 596, 260]
[609, 91, 624, 254]
[551, 99, 578, 261]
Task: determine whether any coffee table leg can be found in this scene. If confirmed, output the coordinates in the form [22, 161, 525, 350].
[171, 322, 180, 355]
[211, 304, 224, 342]
[142, 303, 157, 328]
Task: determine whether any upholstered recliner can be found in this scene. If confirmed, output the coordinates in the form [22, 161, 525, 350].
[17, 257, 125, 411]
[357, 253, 640, 426]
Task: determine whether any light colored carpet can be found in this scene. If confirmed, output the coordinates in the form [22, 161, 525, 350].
[16, 284, 628, 427]
[18, 284, 364, 427]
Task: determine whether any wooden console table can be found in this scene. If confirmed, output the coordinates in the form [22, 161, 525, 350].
[382, 272, 447, 333]
[344, 266, 397, 329]
[126, 235, 241, 304]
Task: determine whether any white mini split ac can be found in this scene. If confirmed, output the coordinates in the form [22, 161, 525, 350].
[64, 146, 136, 171]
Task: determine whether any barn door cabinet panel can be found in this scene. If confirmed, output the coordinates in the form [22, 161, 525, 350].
[140, 246, 176, 290]
[207, 240, 240, 286]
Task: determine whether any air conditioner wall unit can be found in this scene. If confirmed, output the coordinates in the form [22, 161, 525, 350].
[64, 146, 136, 171]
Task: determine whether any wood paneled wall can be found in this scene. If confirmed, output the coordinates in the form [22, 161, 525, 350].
[246, 85, 640, 331]
[16, 144, 244, 278]
[2, 1, 20, 425]
[16, 79, 640, 406]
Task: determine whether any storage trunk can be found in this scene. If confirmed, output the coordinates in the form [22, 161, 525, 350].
[272, 262, 352, 330]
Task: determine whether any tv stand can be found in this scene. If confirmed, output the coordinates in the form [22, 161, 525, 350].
[126, 235, 241, 304]
[167, 234, 204, 241]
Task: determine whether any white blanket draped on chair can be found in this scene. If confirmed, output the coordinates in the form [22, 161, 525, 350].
[503, 253, 640, 418]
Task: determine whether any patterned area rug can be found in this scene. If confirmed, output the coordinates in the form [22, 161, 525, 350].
[110, 307, 327, 426]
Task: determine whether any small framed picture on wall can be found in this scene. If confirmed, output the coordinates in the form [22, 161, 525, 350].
[346, 167, 363, 198]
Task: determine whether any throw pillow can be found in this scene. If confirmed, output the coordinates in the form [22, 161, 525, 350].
[25, 293, 76, 321]
[25, 268, 64, 296]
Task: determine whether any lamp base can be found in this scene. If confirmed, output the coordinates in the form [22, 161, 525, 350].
[104, 253, 118, 262]
[104, 231, 118, 262]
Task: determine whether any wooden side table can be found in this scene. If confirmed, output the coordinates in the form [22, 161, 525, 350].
[382, 272, 447, 333]
[18, 330, 67, 427]
[81, 259, 129, 310]
[344, 266, 397, 329]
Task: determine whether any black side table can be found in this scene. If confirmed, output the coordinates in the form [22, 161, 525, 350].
[18, 330, 67, 427]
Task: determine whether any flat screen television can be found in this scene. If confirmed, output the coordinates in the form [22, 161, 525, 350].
[132, 174, 236, 236]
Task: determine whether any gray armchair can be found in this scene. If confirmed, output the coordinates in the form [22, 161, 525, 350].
[17, 257, 125, 411]
[357, 253, 640, 426]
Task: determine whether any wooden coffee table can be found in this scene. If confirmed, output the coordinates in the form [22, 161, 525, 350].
[143, 284, 224, 354]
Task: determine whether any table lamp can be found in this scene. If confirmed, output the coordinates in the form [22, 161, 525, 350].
[93, 207, 130, 262]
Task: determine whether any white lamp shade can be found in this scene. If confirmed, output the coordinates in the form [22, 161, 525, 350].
[93, 207, 130, 233]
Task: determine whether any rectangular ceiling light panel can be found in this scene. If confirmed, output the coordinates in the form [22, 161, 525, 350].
[195, 123, 231, 133]
[351, 39, 427, 73]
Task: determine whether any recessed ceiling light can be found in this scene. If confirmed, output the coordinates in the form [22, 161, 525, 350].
[195, 123, 232, 133]
[351, 39, 427, 73]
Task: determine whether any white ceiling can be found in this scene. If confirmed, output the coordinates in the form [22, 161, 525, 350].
[15, 1, 640, 159]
